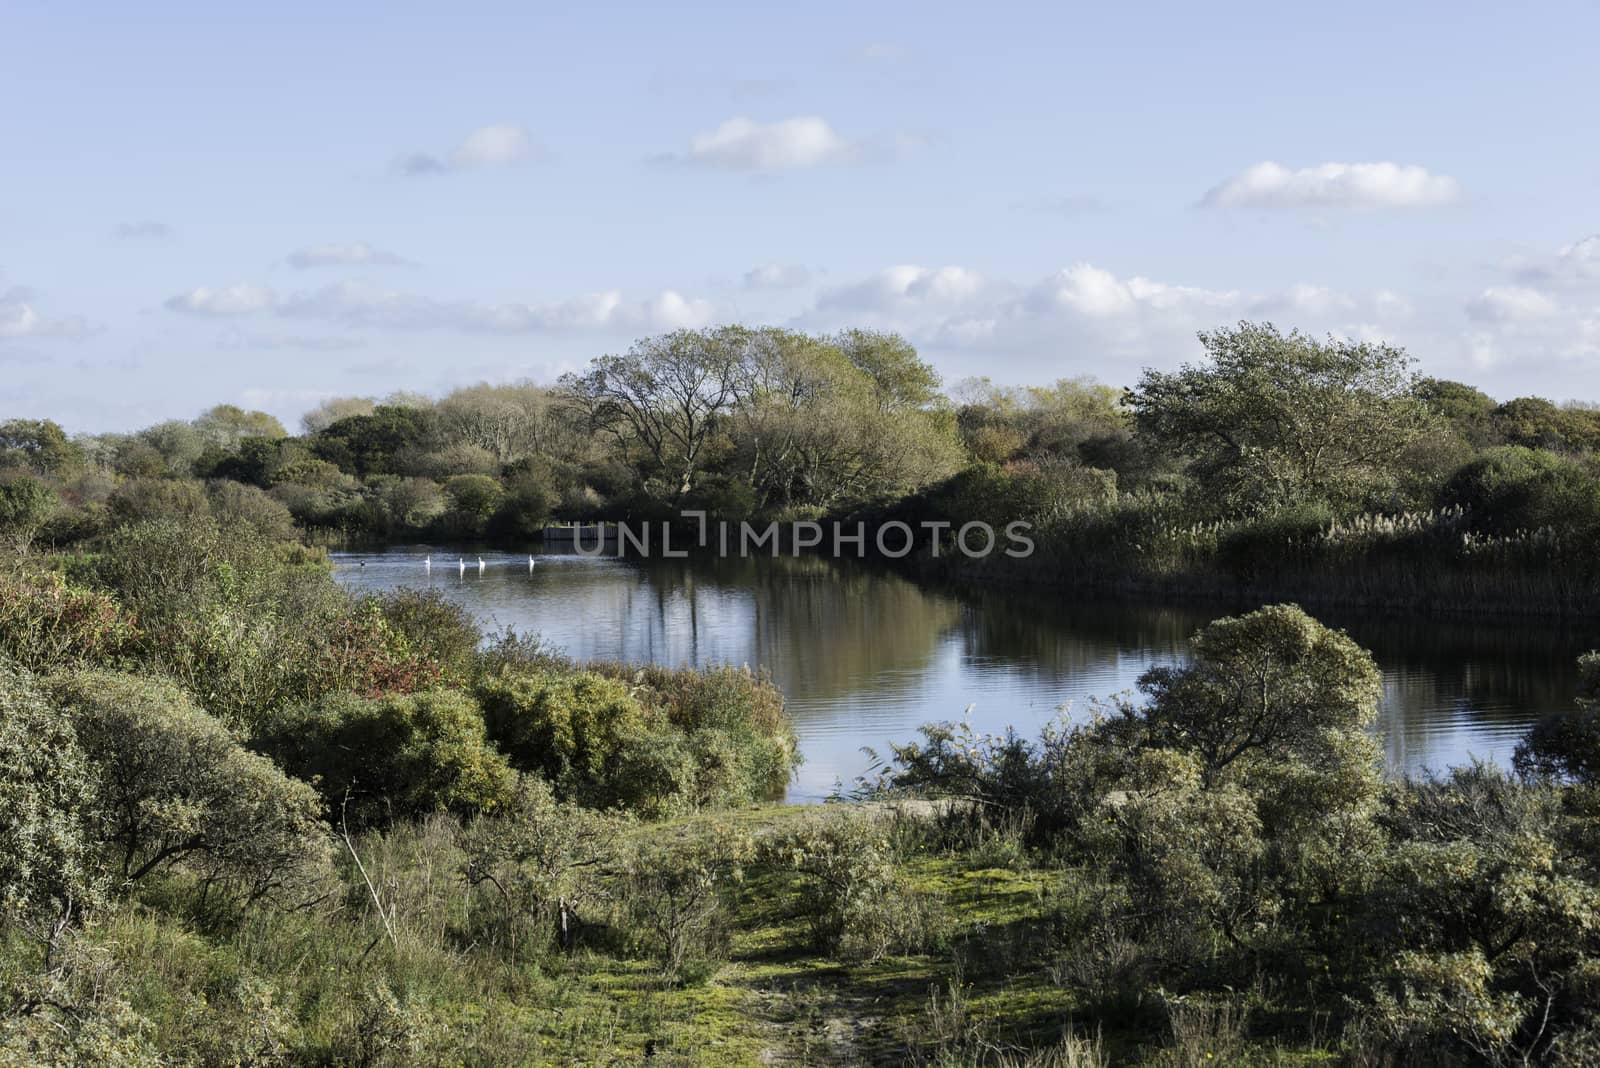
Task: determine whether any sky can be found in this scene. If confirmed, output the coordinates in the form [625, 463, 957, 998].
[3, 0, 1598, 433]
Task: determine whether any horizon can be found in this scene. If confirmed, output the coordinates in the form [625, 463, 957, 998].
[4, 0, 1598, 433]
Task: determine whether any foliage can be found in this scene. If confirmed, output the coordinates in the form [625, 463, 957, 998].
[0, 662, 100, 938]
[47, 670, 334, 906]
[1514, 650, 1600, 784]
[0, 475, 58, 552]
[0, 566, 138, 671]
[1128, 322, 1433, 512]
[257, 688, 516, 823]
[456, 776, 623, 959]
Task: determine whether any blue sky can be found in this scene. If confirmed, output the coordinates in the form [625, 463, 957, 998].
[3, 0, 1598, 432]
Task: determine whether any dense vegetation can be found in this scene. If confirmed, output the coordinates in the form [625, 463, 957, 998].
[7, 319, 1600, 1064]
[9, 320, 1600, 616]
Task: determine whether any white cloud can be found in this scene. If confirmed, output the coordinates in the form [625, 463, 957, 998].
[287, 242, 411, 269]
[817, 265, 986, 314]
[800, 262, 1420, 381]
[1202, 161, 1462, 209]
[0, 284, 90, 340]
[1465, 286, 1558, 323]
[276, 281, 713, 333]
[1559, 235, 1600, 273]
[164, 283, 276, 317]
[396, 123, 543, 175]
[743, 263, 813, 290]
[680, 116, 856, 172]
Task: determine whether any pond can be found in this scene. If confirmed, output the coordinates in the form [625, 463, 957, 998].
[331, 546, 1596, 801]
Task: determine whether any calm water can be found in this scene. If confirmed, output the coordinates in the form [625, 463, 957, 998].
[332, 546, 1597, 801]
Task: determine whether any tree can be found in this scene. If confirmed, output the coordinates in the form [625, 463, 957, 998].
[437, 381, 558, 465]
[729, 328, 962, 511]
[831, 329, 942, 412]
[1129, 322, 1434, 512]
[1133, 603, 1382, 784]
[0, 475, 58, 552]
[561, 327, 748, 500]
[300, 395, 376, 434]
[47, 670, 333, 906]
[0, 418, 84, 476]
[193, 404, 286, 447]
[444, 473, 505, 525]
[312, 405, 436, 477]
[1440, 446, 1600, 535]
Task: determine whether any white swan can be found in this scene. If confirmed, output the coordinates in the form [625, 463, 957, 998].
[528, 554, 536, 571]
[477, 556, 486, 573]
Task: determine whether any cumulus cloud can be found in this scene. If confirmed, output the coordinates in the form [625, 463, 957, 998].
[817, 265, 987, 314]
[276, 281, 714, 333]
[0, 285, 90, 340]
[1202, 161, 1462, 209]
[287, 242, 411, 269]
[396, 123, 543, 176]
[1465, 286, 1558, 323]
[1511, 234, 1600, 288]
[164, 283, 276, 317]
[799, 261, 1419, 377]
[744, 263, 813, 290]
[113, 220, 172, 240]
[678, 116, 857, 172]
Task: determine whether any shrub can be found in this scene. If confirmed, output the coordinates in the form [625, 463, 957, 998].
[456, 776, 623, 959]
[621, 827, 753, 983]
[1514, 650, 1600, 784]
[758, 812, 941, 960]
[474, 668, 654, 806]
[259, 689, 516, 824]
[0, 567, 138, 671]
[0, 474, 58, 552]
[0, 661, 100, 937]
[1441, 445, 1600, 535]
[588, 662, 798, 804]
[47, 670, 334, 908]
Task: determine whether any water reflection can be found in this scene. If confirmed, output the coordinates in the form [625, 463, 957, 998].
[333, 547, 1598, 801]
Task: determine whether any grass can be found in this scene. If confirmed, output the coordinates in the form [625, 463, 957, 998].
[30, 803, 1361, 1066]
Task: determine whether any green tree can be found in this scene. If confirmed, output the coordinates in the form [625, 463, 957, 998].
[0, 475, 58, 552]
[0, 418, 84, 476]
[1129, 322, 1433, 512]
[444, 473, 505, 523]
[561, 327, 748, 500]
[193, 404, 286, 447]
[1440, 446, 1600, 534]
[1133, 603, 1382, 784]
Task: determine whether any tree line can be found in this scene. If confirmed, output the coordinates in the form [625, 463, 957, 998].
[7, 320, 1600, 613]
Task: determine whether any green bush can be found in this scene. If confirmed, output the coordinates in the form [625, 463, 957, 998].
[1441, 445, 1600, 535]
[474, 668, 653, 804]
[758, 812, 943, 961]
[47, 670, 334, 908]
[258, 689, 516, 824]
[0, 661, 101, 935]
[0, 567, 138, 671]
